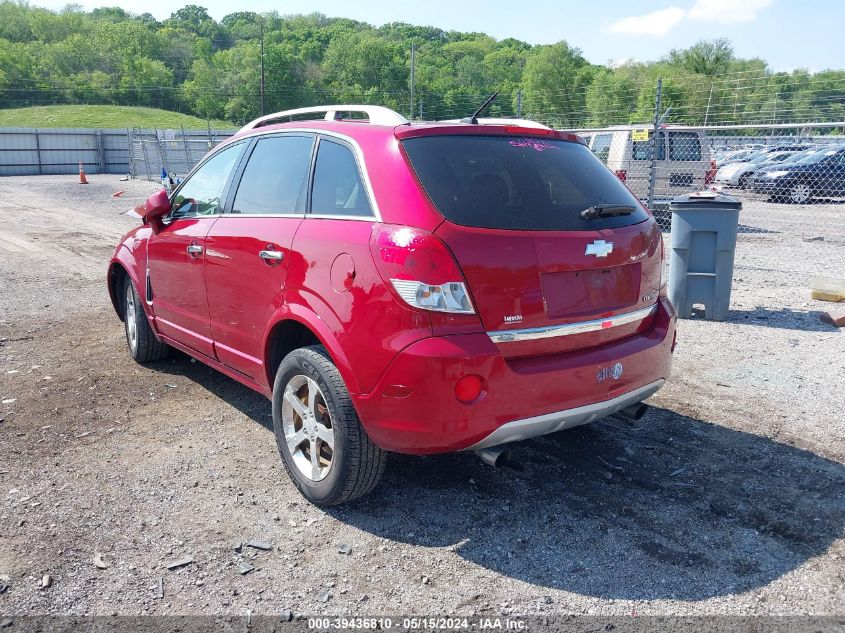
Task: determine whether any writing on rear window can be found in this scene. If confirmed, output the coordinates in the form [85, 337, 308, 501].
[508, 138, 558, 152]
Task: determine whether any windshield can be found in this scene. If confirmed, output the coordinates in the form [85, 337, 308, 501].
[402, 135, 648, 231]
[739, 149, 771, 162]
[783, 149, 817, 163]
[796, 148, 845, 164]
[759, 152, 795, 165]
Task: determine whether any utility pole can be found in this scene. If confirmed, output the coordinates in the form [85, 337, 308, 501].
[259, 21, 265, 116]
[419, 99, 423, 120]
[647, 78, 662, 211]
[516, 90, 523, 118]
[704, 82, 714, 127]
[409, 42, 416, 120]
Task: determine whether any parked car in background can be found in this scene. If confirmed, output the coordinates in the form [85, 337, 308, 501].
[751, 144, 845, 203]
[715, 148, 758, 167]
[108, 105, 676, 505]
[741, 148, 822, 183]
[714, 147, 805, 188]
[579, 125, 712, 204]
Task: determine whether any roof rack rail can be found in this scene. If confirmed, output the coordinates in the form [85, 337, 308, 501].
[238, 105, 409, 133]
[440, 117, 551, 130]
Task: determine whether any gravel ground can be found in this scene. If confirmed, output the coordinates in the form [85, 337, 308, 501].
[0, 175, 843, 618]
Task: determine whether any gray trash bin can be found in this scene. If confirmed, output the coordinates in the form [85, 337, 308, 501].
[668, 192, 741, 321]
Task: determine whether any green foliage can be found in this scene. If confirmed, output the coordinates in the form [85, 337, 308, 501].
[0, 1, 842, 128]
[523, 42, 596, 126]
[0, 104, 229, 128]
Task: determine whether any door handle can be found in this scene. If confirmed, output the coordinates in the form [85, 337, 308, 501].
[186, 243, 203, 256]
[259, 249, 284, 262]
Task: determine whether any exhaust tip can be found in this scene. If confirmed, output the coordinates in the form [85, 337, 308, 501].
[475, 445, 512, 468]
[619, 402, 649, 421]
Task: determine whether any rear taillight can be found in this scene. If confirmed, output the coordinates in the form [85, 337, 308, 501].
[614, 169, 627, 182]
[370, 225, 475, 314]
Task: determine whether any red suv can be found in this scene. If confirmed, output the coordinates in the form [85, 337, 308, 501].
[108, 105, 676, 505]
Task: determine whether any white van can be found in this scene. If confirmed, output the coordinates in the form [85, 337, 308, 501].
[578, 125, 714, 204]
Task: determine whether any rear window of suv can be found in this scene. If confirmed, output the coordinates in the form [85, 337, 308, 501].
[402, 135, 648, 231]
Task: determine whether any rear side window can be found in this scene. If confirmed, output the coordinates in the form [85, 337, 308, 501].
[591, 134, 613, 163]
[232, 135, 313, 215]
[633, 131, 665, 161]
[669, 132, 702, 161]
[310, 139, 372, 217]
[402, 135, 648, 231]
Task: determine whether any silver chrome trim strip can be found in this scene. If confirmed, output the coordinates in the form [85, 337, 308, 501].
[466, 379, 664, 450]
[487, 304, 658, 343]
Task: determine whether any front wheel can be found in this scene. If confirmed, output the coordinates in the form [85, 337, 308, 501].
[789, 182, 812, 204]
[272, 345, 386, 505]
[123, 277, 169, 363]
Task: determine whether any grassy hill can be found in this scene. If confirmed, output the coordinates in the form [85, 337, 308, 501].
[0, 105, 232, 129]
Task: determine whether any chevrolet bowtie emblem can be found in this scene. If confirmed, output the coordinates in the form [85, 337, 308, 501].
[585, 240, 613, 257]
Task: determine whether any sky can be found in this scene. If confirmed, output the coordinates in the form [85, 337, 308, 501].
[29, 0, 845, 72]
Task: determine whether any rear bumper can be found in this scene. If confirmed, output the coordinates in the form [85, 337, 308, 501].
[467, 379, 663, 450]
[353, 299, 676, 454]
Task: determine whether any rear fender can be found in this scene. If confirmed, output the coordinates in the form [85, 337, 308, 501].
[262, 302, 360, 396]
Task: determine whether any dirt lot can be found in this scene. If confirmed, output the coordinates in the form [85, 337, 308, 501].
[0, 175, 843, 618]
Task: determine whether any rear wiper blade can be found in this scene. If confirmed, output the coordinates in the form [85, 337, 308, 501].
[580, 204, 637, 220]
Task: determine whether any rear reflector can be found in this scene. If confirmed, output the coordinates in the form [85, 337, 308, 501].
[455, 374, 485, 404]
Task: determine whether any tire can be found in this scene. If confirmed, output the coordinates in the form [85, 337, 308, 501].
[738, 174, 750, 189]
[788, 182, 812, 204]
[123, 276, 169, 363]
[272, 345, 386, 506]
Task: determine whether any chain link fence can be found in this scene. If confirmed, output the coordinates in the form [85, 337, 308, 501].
[127, 127, 234, 181]
[574, 123, 845, 233]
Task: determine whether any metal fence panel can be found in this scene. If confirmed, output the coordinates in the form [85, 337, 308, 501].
[0, 127, 235, 177]
[127, 128, 235, 181]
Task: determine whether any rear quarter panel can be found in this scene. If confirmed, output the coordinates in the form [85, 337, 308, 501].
[286, 218, 432, 396]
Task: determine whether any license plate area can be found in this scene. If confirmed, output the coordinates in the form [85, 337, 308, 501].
[541, 264, 641, 320]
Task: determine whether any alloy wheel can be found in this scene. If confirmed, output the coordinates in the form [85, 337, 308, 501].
[790, 184, 811, 204]
[281, 375, 335, 482]
[125, 283, 138, 353]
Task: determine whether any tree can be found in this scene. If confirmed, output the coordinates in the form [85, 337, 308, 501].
[585, 67, 638, 126]
[668, 39, 733, 77]
[522, 41, 596, 126]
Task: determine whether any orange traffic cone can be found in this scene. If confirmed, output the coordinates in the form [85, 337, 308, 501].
[78, 162, 89, 185]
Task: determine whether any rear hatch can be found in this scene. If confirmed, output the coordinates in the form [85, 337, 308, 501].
[400, 130, 663, 358]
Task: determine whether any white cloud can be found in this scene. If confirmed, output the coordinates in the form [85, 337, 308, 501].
[606, 0, 773, 37]
[688, 0, 773, 23]
[606, 7, 687, 37]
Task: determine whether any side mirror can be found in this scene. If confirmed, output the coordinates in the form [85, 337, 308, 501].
[142, 189, 171, 224]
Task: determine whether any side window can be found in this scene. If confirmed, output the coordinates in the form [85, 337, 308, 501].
[632, 131, 665, 161]
[310, 139, 372, 217]
[231, 135, 314, 215]
[669, 132, 701, 161]
[171, 143, 243, 218]
[591, 134, 613, 163]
